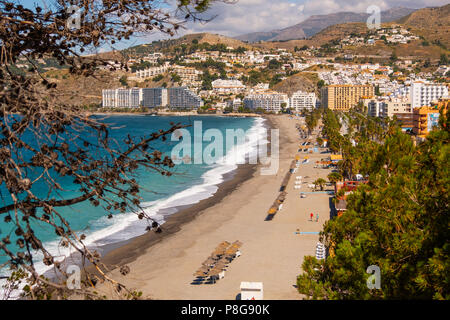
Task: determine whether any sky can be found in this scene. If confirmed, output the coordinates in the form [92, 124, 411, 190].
[177, 0, 449, 36]
[132, 0, 450, 49]
[15, 0, 450, 51]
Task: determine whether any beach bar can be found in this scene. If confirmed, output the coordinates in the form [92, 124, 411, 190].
[240, 282, 263, 300]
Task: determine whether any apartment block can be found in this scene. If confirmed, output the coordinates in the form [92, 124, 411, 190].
[171, 66, 203, 83]
[168, 87, 203, 109]
[411, 82, 448, 109]
[141, 88, 168, 108]
[289, 90, 317, 112]
[380, 98, 412, 118]
[212, 79, 246, 94]
[381, 98, 413, 130]
[243, 92, 289, 113]
[321, 85, 374, 111]
[103, 87, 202, 109]
[413, 99, 449, 138]
[136, 63, 170, 79]
[102, 88, 142, 108]
[364, 98, 383, 117]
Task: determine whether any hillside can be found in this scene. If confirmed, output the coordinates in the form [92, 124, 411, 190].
[236, 7, 416, 43]
[123, 33, 253, 58]
[309, 22, 370, 45]
[397, 4, 450, 48]
[252, 22, 370, 51]
[43, 69, 128, 106]
[272, 72, 319, 97]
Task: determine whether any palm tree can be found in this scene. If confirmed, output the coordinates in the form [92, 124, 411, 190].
[327, 172, 343, 185]
[313, 178, 327, 191]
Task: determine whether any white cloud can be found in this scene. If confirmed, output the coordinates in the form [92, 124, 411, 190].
[141, 0, 449, 42]
[159, 0, 308, 39]
[302, 0, 449, 15]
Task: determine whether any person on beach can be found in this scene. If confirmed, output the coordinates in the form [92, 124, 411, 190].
[316, 213, 319, 222]
[310, 213, 313, 221]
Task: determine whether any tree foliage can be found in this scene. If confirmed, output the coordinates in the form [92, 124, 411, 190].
[0, 0, 232, 299]
[297, 108, 450, 300]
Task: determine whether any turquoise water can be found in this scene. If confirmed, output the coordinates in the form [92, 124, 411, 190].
[0, 115, 264, 274]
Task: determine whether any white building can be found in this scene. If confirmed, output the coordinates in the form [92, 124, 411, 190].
[142, 52, 164, 64]
[227, 98, 243, 111]
[171, 65, 203, 83]
[168, 87, 203, 109]
[363, 98, 385, 117]
[136, 63, 170, 79]
[392, 85, 411, 99]
[436, 65, 449, 76]
[289, 91, 317, 112]
[251, 83, 270, 93]
[243, 92, 289, 113]
[381, 97, 412, 118]
[410, 81, 449, 109]
[102, 88, 142, 108]
[212, 79, 246, 94]
[102, 89, 116, 108]
[141, 88, 168, 108]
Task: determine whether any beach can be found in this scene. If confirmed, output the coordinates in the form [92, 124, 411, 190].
[96, 114, 333, 300]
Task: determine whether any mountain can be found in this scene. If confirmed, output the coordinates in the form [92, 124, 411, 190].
[236, 7, 416, 43]
[397, 4, 450, 47]
[123, 33, 253, 57]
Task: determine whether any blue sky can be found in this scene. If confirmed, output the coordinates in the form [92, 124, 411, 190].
[16, 0, 450, 51]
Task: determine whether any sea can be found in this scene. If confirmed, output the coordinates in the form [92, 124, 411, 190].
[0, 115, 266, 284]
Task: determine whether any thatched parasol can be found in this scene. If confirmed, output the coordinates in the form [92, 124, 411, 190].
[208, 269, 221, 277]
[232, 240, 242, 246]
[202, 258, 215, 266]
[193, 270, 208, 277]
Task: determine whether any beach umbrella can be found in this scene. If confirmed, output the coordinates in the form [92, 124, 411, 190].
[193, 270, 208, 277]
[214, 265, 226, 271]
[215, 259, 227, 266]
[212, 249, 224, 255]
[212, 253, 223, 260]
[233, 240, 243, 247]
[208, 269, 221, 277]
[202, 258, 215, 266]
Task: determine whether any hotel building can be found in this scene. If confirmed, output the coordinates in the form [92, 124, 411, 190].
[141, 88, 168, 108]
[289, 90, 317, 112]
[135, 63, 170, 79]
[321, 85, 374, 111]
[102, 87, 202, 109]
[168, 87, 204, 109]
[413, 99, 449, 138]
[410, 82, 448, 109]
[212, 79, 246, 94]
[102, 88, 142, 108]
[243, 92, 289, 113]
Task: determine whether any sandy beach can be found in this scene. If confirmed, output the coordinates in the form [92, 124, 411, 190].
[97, 114, 333, 300]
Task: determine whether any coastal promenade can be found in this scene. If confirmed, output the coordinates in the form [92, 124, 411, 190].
[99, 115, 333, 300]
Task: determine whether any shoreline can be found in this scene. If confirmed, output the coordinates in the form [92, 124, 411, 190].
[87, 116, 274, 274]
[91, 114, 332, 300]
[96, 163, 259, 270]
[89, 111, 263, 118]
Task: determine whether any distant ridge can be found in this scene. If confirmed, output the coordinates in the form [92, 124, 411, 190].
[236, 7, 416, 43]
[396, 4, 450, 47]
